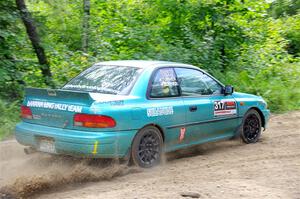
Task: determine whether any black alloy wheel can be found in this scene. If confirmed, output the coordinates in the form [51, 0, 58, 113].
[241, 109, 262, 144]
[131, 126, 163, 168]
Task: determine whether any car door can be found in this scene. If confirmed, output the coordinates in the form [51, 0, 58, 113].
[200, 72, 239, 139]
[146, 67, 187, 150]
[174, 67, 238, 144]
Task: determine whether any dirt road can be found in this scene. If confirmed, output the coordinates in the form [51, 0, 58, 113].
[0, 111, 299, 199]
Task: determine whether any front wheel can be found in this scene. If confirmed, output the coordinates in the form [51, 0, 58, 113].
[241, 109, 262, 144]
[131, 126, 163, 168]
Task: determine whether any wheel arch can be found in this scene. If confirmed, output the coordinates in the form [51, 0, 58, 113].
[248, 107, 266, 129]
[139, 123, 165, 142]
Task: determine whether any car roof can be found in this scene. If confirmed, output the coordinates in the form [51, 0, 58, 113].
[94, 60, 197, 69]
[93, 60, 224, 88]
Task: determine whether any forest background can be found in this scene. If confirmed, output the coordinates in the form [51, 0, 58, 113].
[0, 0, 299, 139]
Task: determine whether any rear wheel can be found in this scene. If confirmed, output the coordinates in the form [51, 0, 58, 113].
[241, 109, 262, 144]
[131, 126, 163, 168]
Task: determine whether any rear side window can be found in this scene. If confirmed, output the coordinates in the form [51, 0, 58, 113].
[63, 65, 142, 95]
[150, 68, 180, 98]
[175, 68, 222, 96]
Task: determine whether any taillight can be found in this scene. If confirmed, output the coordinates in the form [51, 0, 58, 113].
[74, 113, 116, 128]
[21, 105, 33, 119]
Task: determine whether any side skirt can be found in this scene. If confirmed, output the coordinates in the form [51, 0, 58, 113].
[164, 134, 234, 153]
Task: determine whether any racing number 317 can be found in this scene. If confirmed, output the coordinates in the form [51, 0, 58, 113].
[214, 101, 225, 110]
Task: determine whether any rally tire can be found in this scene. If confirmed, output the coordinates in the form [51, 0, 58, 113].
[241, 109, 262, 144]
[131, 126, 163, 168]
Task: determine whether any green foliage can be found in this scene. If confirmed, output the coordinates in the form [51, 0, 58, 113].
[0, 0, 300, 139]
[279, 14, 300, 57]
[0, 99, 20, 140]
[217, 61, 300, 112]
[0, 0, 24, 99]
[269, 0, 300, 18]
[269, 0, 300, 57]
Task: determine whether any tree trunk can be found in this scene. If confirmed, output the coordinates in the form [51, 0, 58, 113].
[15, 0, 54, 87]
[220, 44, 226, 73]
[82, 0, 90, 53]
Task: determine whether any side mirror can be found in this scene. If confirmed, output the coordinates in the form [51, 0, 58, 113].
[224, 85, 234, 95]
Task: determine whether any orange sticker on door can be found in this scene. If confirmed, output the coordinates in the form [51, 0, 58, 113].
[179, 127, 186, 142]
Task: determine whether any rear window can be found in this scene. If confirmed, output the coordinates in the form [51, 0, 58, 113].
[63, 65, 142, 95]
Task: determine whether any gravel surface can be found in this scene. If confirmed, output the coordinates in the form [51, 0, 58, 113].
[0, 111, 299, 199]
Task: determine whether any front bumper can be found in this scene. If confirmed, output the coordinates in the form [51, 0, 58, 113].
[15, 122, 137, 158]
[262, 109, 271, 129]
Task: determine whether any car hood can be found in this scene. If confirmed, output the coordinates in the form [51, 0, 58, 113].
[232, 92, 263, 100]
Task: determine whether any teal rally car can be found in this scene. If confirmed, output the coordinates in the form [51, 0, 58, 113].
[15, 60, 270, 168]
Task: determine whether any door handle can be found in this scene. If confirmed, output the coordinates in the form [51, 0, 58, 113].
[189, 105, 197, 112]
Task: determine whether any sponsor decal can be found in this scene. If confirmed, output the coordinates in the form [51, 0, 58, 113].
[32, 114, 41, 120]
[97, 100, 124, 106]
[147, 106, 174, 117]
[64, 84, 117, 94]
[214, 100, 237, 116]
[161, 81, 178, 87]
[158, 68, 178, 87]
[27, 100, 83, 113]
[47, 89, 57, 96]
[40, 113, 63, 119]
[179, 127, 186, 142]
[63, 120, 69, 128]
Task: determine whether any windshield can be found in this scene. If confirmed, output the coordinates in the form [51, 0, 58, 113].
[63, 65, 142, 95]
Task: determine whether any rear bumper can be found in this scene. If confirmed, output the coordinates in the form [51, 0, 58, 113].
[15, 122, 137, 158]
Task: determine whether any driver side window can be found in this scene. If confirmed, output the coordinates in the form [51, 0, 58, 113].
[174, 68, 222, 96]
